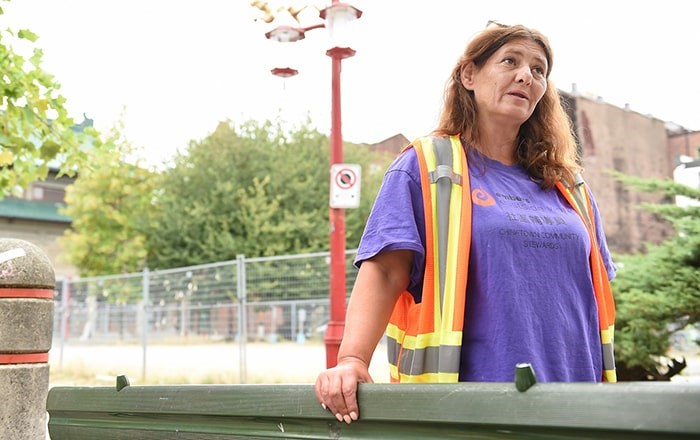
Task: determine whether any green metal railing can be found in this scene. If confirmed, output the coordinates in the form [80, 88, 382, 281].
[47, 374, 700, 439]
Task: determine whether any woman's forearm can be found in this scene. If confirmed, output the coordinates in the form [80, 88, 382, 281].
[337, 250, 412, 365]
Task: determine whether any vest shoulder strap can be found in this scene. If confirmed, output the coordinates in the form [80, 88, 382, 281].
[555, 173, 617, 382]
[570, 173, 593, 232]
[387, 135, 471, 383]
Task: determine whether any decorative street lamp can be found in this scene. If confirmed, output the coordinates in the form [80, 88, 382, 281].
[255, 1, 362, 368]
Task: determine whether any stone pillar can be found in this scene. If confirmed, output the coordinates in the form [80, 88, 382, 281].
[0, 239, 55, 440]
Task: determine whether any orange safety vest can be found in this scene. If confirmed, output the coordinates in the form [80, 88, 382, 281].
[386, 135, 616, 383]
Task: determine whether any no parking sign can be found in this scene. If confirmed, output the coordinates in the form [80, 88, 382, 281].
[329, 164, 361, 208]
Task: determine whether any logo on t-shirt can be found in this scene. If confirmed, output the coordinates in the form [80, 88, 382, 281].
[472, 188, 496, 206]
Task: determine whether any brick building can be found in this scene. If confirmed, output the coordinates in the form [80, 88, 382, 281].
[562, 92, 677, 254]
[668, 127, 700, 170]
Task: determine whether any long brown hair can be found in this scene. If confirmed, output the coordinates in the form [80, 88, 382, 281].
[434, 24, 579, 189]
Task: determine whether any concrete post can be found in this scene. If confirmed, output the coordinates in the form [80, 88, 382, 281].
[0, 238, 55, 439]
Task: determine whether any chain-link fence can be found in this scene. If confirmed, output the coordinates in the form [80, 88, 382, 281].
[52, 250, 359, 382]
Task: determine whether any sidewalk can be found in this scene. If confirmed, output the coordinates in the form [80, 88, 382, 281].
[49, 341, 392, 386]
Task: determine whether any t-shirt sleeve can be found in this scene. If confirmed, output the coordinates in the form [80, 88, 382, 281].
[587, 185, 617, 280]
[354, 148, 426, 294]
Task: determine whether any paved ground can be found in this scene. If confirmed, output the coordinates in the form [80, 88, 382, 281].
[49, 341, 700, 386]
[49, 341, 392, 386]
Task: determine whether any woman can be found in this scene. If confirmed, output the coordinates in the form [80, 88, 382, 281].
[315, 23, 616, 424]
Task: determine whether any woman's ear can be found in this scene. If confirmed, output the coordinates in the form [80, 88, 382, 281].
[460, 62, 476, 90]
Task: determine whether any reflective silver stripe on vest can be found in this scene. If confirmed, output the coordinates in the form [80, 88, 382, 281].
[430, 137, 460, 314]
[392, 340, 462, 376]
[428, 166, 463, 185]
[387, 335, 401, 369]
[603, 342, 615, 371]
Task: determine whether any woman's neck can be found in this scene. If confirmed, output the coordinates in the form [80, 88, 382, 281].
[473, 124, 519, 165]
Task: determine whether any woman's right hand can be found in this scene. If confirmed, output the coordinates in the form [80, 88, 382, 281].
[315, 250, 411, 424]
[314, 356, 374, 424]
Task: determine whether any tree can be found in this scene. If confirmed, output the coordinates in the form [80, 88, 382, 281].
[0, 3, 102, 196]
[59, 122, 158, 279]
[145, 119, 389, 270]
[611, 174, 700, 380]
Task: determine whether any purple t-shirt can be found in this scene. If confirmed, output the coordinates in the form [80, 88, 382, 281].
[355, 145, 616, 382]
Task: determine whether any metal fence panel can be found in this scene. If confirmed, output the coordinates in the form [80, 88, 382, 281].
[52, 250, 358, 382]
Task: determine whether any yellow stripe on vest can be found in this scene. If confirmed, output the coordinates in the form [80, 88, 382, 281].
[441, 136, 465, 337]
[419, 137, 443, 334]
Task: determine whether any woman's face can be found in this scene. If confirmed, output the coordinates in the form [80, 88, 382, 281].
[461, 38, 548, 127]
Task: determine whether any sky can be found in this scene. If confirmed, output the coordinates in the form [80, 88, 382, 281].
[3, 0, 699, 166]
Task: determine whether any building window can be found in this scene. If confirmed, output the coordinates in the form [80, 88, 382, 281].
[28, 184, 66, 203]
[41, 187, 66, 203]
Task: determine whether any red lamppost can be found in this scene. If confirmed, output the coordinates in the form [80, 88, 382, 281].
[256, 1, 362, 368]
